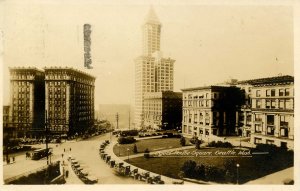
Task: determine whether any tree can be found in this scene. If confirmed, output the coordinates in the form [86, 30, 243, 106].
[133, 144, 138, 153]
[180, 136, 186, 146]
[195, 138, 200, 149]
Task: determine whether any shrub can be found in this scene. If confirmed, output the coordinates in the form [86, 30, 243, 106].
[223, 159, 236, 183]
[204, 165, 225, 182]
[208, 141, 233, 148]
[180, 136, 186, 146]
[144, 148, 150, 158]
[117, 136, 136, 144]
[120, 130, 139, 137]
[181, 160, 196, 177]
[133, 144, 138, 153]
[189, 137, 198, 144]
[194, 164, 205, 179]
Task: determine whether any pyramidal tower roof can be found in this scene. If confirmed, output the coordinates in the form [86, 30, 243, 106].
[144, 6, 161, 25]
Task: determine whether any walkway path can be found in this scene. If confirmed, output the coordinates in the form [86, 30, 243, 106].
[105, 140, 195, 184]
[117, 145, 195, 160]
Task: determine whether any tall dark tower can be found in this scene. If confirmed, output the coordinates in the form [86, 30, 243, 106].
[84, 24, 93, 69]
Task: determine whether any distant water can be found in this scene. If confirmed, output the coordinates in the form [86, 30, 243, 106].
[96, 104, 134, 130]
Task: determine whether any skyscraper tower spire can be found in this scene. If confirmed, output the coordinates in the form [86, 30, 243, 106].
[135, 7, 175, 129]
[142, 6, 161, 56]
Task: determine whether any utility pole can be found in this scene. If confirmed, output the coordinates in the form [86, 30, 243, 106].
[116, 113, 119, 129]
[129, 110, 130, 130]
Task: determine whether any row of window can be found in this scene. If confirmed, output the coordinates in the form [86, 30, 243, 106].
[184, 100, 210, 107]
[255, 88, 291, 97]
[253, 99, 293, 109]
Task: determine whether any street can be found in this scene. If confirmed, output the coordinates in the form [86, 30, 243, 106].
[3, 133, 143, 184]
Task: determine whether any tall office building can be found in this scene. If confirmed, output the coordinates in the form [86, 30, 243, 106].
[9, 67, 45, 138]
[45, 67, 95, 136]
[135, 7, 175, 128]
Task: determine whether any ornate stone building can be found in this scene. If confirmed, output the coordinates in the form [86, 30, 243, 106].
[9, 67, 45, 138]
[181, 86, 243, 139]
[44, 67, 95, 136]
[144, 91, 182, 130]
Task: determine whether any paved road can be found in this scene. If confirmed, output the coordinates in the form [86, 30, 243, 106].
[3, 133, 143, 184]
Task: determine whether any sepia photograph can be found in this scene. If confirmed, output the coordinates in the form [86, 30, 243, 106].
[0, 0, 299, 190]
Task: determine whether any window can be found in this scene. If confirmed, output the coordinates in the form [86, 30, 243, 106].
[254, 114, 262, 121]
[267, 115, 274, 125]
[199, 128, 203, 134]
[206, 100, 209, 107]
[285, 100, 291, 109]
[266, 89, 271, 97]
[189, 114, 192, 123]
[266, 140, 274, 145]
[267, 126, 274, 135]
[279, 89, 284, 96]
[271, 100, 276, 108]
[266, 100, 271, 108]
[279, 100, 285, 109]
[199, 113, 203, 124]
[271, 89, 276, 97]
[256, 99, 261, 108]
[256, 90, 261, 97]
[188, 126, 192, 134]
[280, 115, 288, 127]
[285, 88, 290, 96]
[194, 114, 198, 123]
[254, 138, 262, 144]
[255, 124, 262, 133]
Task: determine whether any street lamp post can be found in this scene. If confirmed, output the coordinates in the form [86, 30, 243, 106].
[239, 135, 242, 148]
[127, 148, 130, 162]
[236, 163, 240, 185]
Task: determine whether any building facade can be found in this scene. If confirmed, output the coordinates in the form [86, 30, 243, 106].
[9, 67, 45, 138]
[45, 67, 95, 136]
[236, 83, 253, 137]
[3, 105, 11, 136]
[144, 91, 182, 130]
[182, 86, 243, 139]
[135, 7, 175, 128]
[248, 76, 294, 149]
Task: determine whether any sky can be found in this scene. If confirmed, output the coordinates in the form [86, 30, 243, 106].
[1, 0, 294, 107]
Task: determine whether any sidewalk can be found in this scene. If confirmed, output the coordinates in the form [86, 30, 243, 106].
[63, 160, 84, 184]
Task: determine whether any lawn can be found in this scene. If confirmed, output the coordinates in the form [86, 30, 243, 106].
[125, 147, 294, 184]
[113, 138, 183, 157]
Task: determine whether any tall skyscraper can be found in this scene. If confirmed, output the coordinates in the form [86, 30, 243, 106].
[135, 7, 175, 128]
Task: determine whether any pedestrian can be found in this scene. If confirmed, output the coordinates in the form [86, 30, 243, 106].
[70, 147, 71, 152]
[64, 148, 65, 152]
[12, 156, 15, 163]
[66, 170, 69, 178]
[25, 152, 28, 159]
[62, 153, 64, 158]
